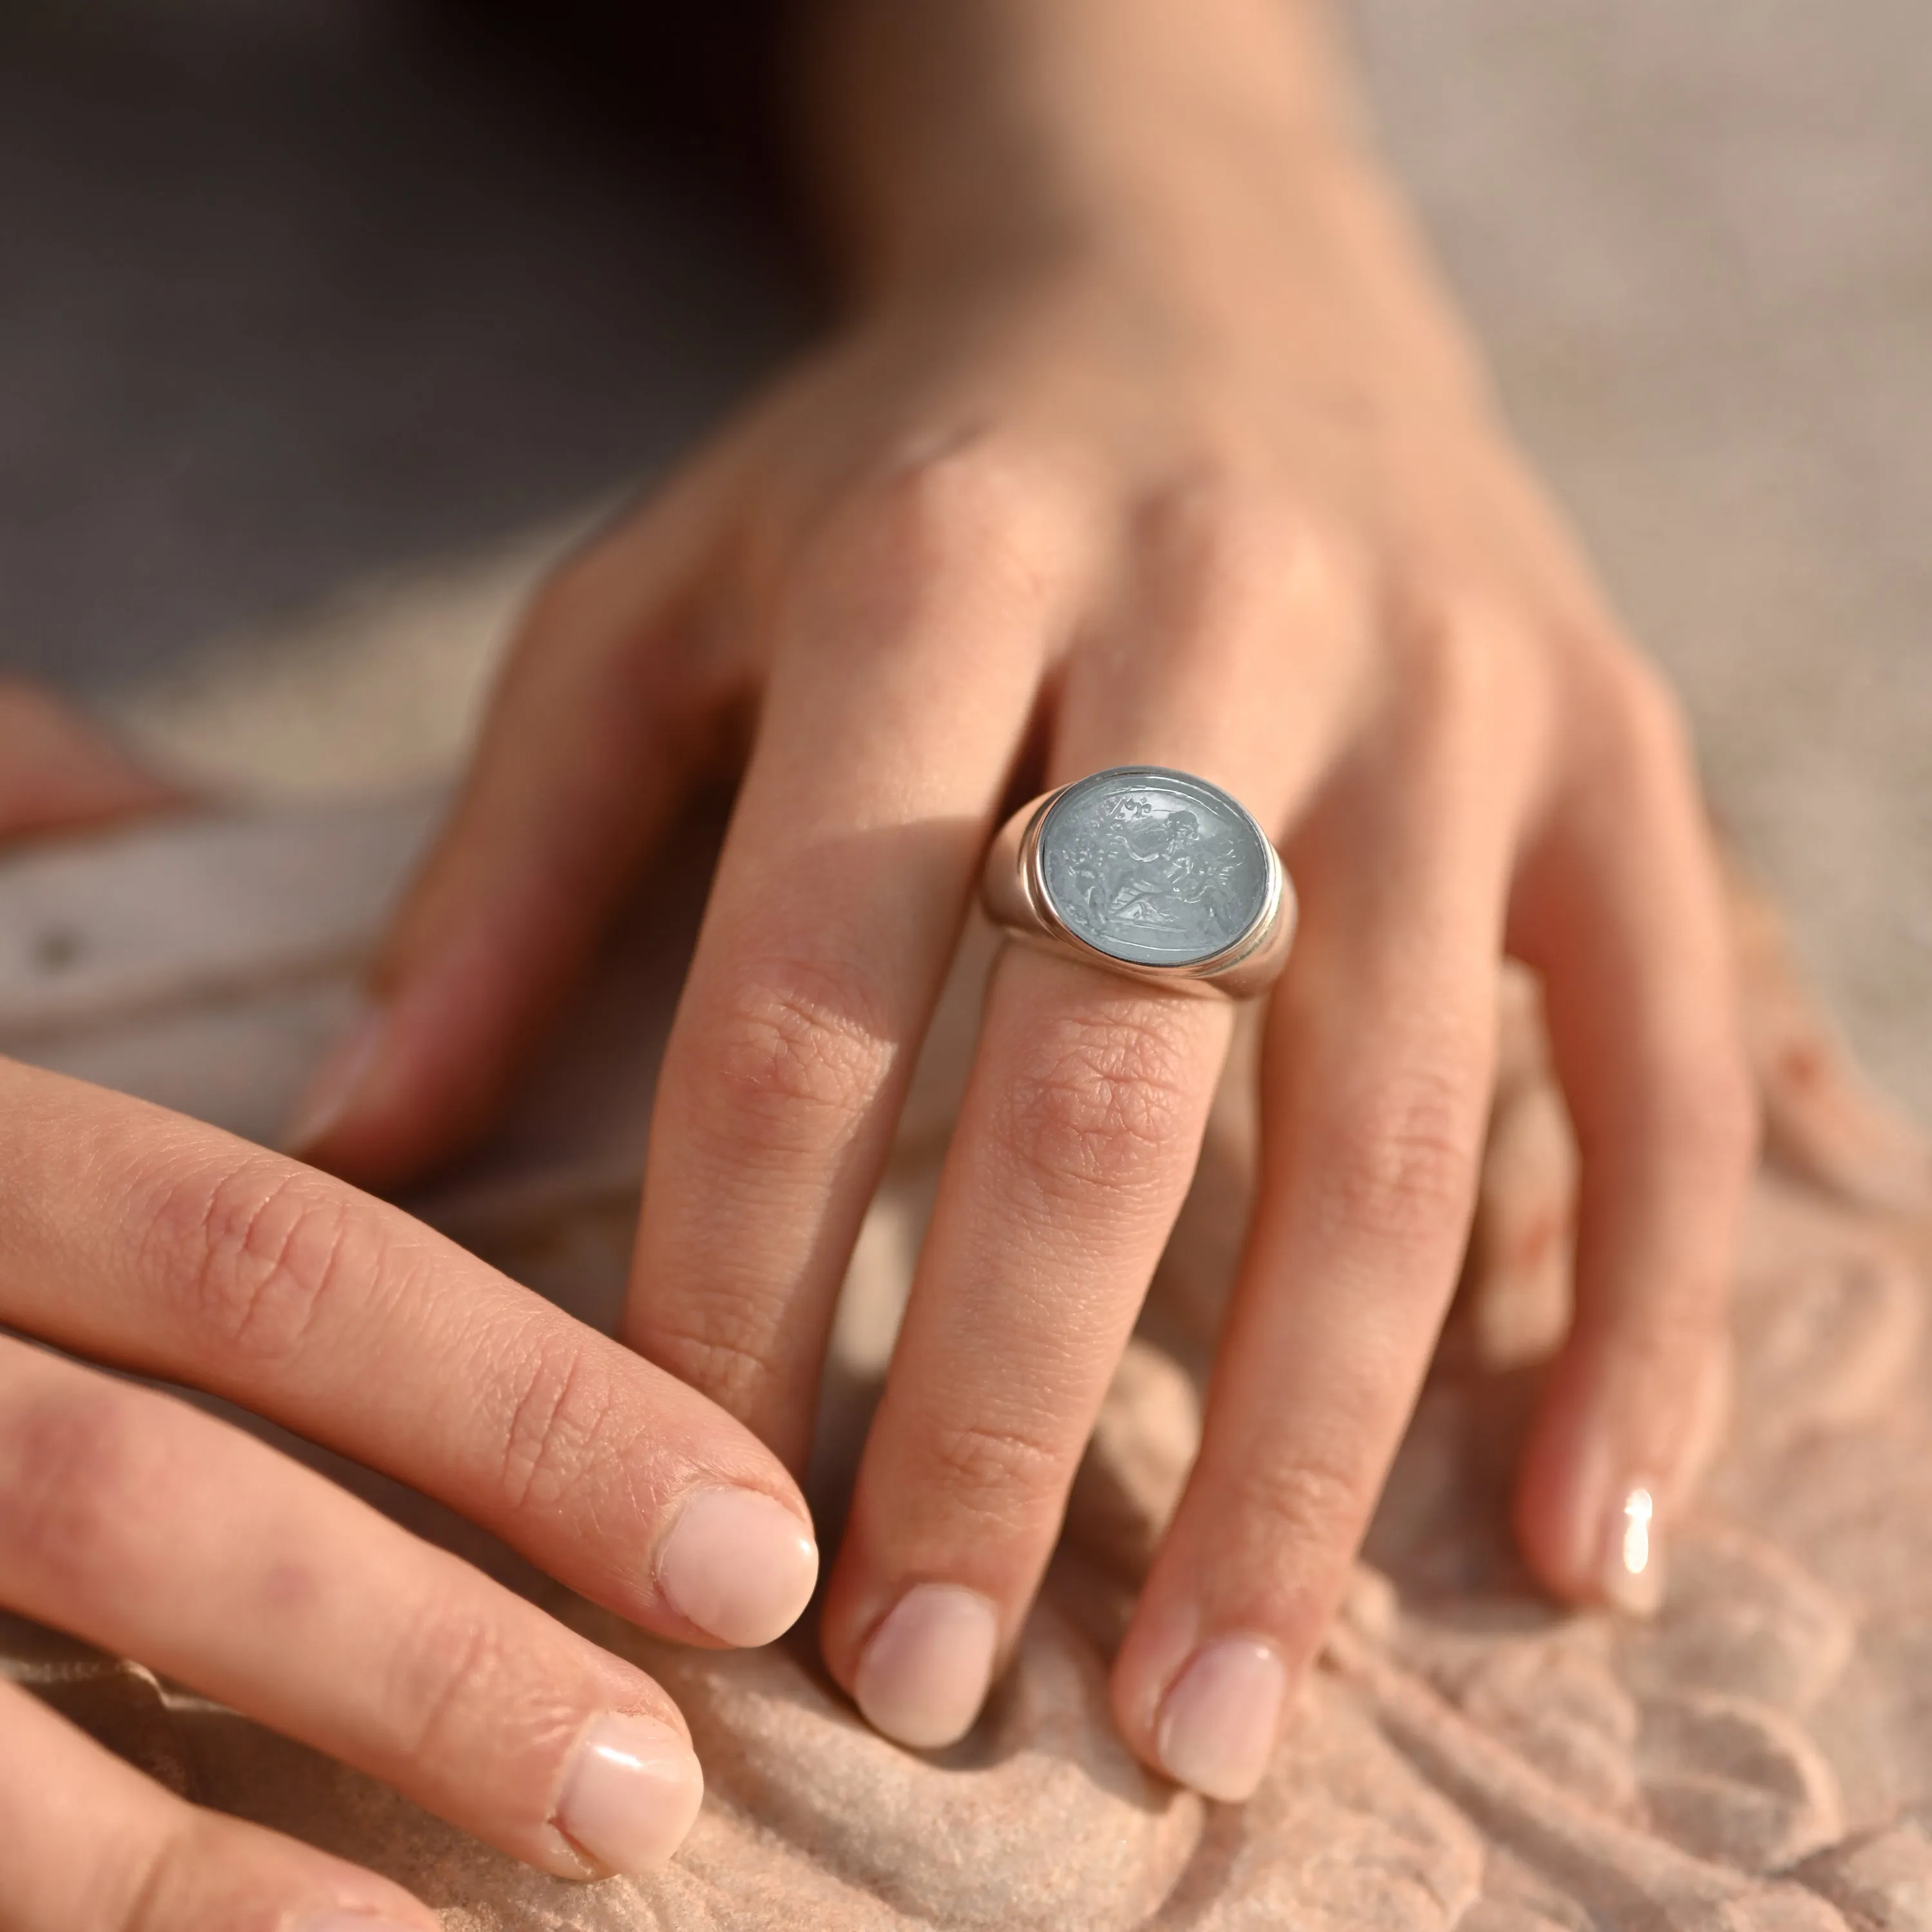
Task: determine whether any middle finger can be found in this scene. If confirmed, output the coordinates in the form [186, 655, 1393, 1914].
[820, 488, 1367, 1747]
[623, 449, 1089, 1471]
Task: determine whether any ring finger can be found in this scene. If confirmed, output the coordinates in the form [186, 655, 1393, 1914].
[1110, 614, 1531, 1797]
[622, 448, 1091, 1473]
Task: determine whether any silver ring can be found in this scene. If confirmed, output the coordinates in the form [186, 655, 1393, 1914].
[980, 766, 1296, 998]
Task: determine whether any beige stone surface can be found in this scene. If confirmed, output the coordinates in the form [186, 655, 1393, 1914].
[5, 799, 1932, 1927]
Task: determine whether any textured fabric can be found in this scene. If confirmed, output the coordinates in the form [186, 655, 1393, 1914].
[4, 800, 1930, 1927]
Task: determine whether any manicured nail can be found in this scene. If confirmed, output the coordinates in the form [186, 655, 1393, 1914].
[656, 1487, 819, 1647]
[283, 1003, 386, 1155]
[1156, 1636, 1286, 1803]
[553, 1712, 704, 1875]
[1600, 1481, 1666, 1616]
[853, 1584, 999, 1750]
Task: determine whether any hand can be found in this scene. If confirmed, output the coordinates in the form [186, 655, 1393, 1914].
[0, 1062, 818, 1928]
[292, 0, 1756, 1803]
[0, 676, 182, 842]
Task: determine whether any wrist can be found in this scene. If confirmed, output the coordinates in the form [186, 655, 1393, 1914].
[801, 0, 1375, 303]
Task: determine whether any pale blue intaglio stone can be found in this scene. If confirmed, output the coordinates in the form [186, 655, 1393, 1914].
[1037, 768, 1271, 968]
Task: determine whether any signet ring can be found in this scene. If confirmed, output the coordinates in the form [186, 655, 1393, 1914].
[980, 766, 1295, 999]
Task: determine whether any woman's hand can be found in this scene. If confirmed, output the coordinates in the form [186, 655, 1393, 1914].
[292, 0, 1756, 1801]
[0, 1062, 818, 1929]
[0, 676, 183, 841]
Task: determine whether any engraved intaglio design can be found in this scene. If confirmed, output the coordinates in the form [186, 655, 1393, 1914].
[1037, 769, 1273, 969]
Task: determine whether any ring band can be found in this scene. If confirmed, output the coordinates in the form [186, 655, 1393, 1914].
[980, 765, 1295, 998]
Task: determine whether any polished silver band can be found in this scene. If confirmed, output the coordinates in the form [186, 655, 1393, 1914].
[980, 766, 1295, 998]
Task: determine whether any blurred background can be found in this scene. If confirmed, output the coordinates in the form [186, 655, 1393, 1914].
[5, 0, 1929, 1108]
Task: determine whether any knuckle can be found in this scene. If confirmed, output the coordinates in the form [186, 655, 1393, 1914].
[1394, 582, 1520, 734]
[1588, 650, 1698, 794]
[114, 1809, 366, 1932]
[141, 1156, 367, 1364]
[493, 1325, 621, 1517]
[1315, 1067, 1486, 1249]
[638, 1293, 788, 1421]
[1623, 1290, 1728, 1379]
[108, 1817, 225, 1932]
[1148, 469, 1341, 594]
[0, 1378, 153, 1604]
[384, 1590, 520, 1766]
[1213, 1445, 1378, 1651]
[1589, 1271, 1732, 1416]
[823, 434, 1063, 615]
[1137, 472, 1353, 649]
[695, 951, 898, 1159]
[918, 1416, 1066, 1532]
[1229, 1445, 1372, 1557]
[860, 435, 1041, 558]
[997, 1008, 1200, 1200]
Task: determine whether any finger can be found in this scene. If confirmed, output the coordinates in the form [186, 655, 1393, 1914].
[1725, 846, 1932, 1211]
[1508, 657, 1756, 1613]
[624, 442, 1086, 1471]
[0, 1060, 818, 1653]
[1442, 963, 1578, 1373]
[829, 947, 1233, 1748]
[1111, 625, 1522, 1801]
[0, 1337, 704, 1880]
[0, 676, 185, 842]
[0, 1676, 439, 1932]
[819, 484, 1364, 1750]
[287, 448, 741, 1186]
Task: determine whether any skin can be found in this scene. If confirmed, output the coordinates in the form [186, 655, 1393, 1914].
[0, 698, 813, 1921]
[4, 0, 1760, 1911]
[297, 0, 1756, 1791]
[0, 677, 184, 839]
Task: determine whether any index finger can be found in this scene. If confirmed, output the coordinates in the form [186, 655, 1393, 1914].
[0, 1058, 819, 1651]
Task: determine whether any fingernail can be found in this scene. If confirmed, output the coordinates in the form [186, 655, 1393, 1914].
[853, 1583, 999, 1749]
[553, 1712, 703, 1875]
[1157, 1636, 1286, 1803]
[283, 1002, 386, 1155]
[656, 1487, 819, 1646]
[1600, 1481, 1666, 1616]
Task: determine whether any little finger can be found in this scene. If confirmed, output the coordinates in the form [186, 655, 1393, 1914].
[1509, 659, 1756, 1611]
[1113, 634, 1524, 1801]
